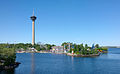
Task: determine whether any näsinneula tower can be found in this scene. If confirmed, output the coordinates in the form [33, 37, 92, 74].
[30, 10, 36, 46]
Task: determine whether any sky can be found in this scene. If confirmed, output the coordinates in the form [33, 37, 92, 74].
[0, 0, 120, 46]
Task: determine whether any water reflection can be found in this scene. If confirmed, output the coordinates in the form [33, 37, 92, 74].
[71, 56, 74, 65]
[31, 53, 35, 74]
[71, 56, 74, 71]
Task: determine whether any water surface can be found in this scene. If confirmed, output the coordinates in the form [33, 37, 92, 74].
[1, 48, 120, 74]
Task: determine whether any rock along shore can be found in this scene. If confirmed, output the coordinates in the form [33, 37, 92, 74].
[67, 53, 100, 57]
[0, 62, 21, 70]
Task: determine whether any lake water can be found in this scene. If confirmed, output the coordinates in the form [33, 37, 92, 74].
[1, 48, 120, 74]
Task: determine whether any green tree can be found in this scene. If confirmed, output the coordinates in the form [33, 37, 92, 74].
[0, 44, 16, 66]
[95, 44, 99, 48]
[85, 44, 88, 49]
[45, 44, 52, 50]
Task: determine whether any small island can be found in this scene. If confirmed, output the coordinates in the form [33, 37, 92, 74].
[61, 42, 108, 57]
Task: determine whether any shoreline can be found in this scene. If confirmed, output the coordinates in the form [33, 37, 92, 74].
[16, 52, 101, 57]
[0, 62, 21, 70]
[67, 53, 100, 57]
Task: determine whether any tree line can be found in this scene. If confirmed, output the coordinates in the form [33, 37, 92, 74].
[61, 42, 108, 55]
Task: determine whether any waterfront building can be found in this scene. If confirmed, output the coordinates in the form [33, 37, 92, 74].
[16, 48, 25, 53]
[29, 47, 38, 52]
[52, 46, 64, 53]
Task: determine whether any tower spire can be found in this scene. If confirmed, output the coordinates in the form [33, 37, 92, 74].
[33, 8, 34, 16]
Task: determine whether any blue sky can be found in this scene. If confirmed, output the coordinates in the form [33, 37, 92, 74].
[0, 0, 120, 46]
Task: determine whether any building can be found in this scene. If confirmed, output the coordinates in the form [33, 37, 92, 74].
[16, 48, 25, 53]
[52, 46, 64, 53]
[29, 47, 38, 52]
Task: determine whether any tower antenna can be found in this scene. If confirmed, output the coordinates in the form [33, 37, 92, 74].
[33, 8, 34, 16]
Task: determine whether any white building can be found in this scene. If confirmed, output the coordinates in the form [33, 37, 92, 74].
[52, 46, 64, 53]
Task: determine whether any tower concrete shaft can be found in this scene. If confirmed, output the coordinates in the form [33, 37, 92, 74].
[32, 20, 35, 46]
